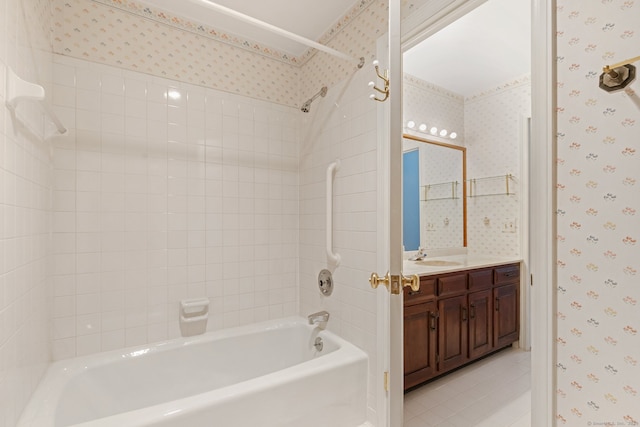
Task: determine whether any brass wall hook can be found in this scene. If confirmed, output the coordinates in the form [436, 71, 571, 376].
[368, 60, 389, 102]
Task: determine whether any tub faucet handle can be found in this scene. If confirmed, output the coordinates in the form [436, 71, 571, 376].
[308, 311, 330, 329]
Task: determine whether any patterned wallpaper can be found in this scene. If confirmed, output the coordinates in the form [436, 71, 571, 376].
[403, 74, 466, 249]
[419, 143, 465, 249]
[403, 73, 465, 143]
[556, 1, 640, 425]
[403, 73, 527, 256]
[51, 0, 434, 108]
[299, 0, 388, 102]
[464, 77, 530, 257]
[52, 0, 301, 106]
[52, 0, 396, 108]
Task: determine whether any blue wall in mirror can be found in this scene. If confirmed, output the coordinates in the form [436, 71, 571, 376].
[403, 150, 420, 250]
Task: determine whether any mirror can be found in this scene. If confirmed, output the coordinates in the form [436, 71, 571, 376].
[402, 133, 466, 251]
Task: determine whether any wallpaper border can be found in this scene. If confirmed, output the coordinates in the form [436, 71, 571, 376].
[90, 0, 376, 67]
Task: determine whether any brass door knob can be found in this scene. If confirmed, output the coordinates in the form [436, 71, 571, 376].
[369, 272, 390, 290]
[403, 274, 420, 292]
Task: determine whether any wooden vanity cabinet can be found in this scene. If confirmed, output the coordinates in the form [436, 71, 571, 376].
[403, 277, 437, 389]
[467, 268, 494, 359]
[404, 263, 520, 390]
[468, 288, 493, 359]
[437, 294, 468, 372]
[404, 301, 438, 388]
[493, 265, 520, 348]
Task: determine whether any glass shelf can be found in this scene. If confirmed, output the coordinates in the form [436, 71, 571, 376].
[421, 181, 460, 201]
[467, 174, 516, 197]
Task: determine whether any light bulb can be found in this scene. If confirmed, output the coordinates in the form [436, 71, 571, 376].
[419, 123, 427, 132]
[430, 127, 438, 135]
[450, 132, 457, 139]
[406, 120, 416, 129]
[439, 129, 448, 137]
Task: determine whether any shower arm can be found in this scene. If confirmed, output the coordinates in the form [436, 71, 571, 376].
[308, 87, 327, 103]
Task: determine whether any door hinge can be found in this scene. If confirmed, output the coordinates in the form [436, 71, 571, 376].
[384, 371, 389, 392]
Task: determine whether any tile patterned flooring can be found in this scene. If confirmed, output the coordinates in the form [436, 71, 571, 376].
[404, 347, 531, 427]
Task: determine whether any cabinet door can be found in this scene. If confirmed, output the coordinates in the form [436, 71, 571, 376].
[404, 301, 437, 389]
[438, 295, 468, 372]
[494, 283, 519, 348]
[468, 289, 492, 358]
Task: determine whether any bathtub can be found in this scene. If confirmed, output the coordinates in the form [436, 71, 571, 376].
[18, 317, 369, 427]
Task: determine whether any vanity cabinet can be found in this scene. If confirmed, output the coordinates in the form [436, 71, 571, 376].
[468, 288, 492, 359]
[404, 263, 520, 390]
[403, 277, 437, 389]
[404, 301, 438, 387]
[493, 265, 520, 348]
[437, 293, 468, 372]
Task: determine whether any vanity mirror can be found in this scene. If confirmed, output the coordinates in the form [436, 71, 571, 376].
[402, 133, 467, 251]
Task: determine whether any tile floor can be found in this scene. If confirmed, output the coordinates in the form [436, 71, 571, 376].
[404, 347, 531, 427]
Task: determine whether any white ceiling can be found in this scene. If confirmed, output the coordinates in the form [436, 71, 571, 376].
[136, 0, 360, 57]
[404, 0, 531, 97]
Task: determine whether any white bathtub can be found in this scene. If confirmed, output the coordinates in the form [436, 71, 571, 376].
[18, 317, 369, 427]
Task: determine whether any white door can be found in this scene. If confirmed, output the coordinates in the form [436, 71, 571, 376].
[373, 1, 403, 426]
[374, 1, 555, 426]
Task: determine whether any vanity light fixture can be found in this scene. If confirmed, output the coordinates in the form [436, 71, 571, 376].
[404, 119, 459, 141]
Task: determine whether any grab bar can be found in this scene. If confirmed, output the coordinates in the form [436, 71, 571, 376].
[326, 160, 341, 266]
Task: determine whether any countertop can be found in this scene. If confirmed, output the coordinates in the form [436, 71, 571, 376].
[403, 254, 522, 277]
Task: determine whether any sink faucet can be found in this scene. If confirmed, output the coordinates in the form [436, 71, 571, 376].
[409, 247, 428, 261]
[308, 311, 330, 329]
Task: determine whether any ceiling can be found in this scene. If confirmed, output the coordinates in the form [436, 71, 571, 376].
[404, 0, 531, 97]
[136, 0, 530, 96]
[136, 0, 360, 57]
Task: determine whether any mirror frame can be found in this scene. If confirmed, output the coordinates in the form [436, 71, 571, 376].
[403, 133, 468, 247]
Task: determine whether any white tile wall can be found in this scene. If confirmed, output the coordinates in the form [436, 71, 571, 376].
[298, 65, 380, 423]
[50, 55, 300, 359]
[0, 0, 53, 425]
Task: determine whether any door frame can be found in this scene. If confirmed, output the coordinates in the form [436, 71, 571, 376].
[378, 0, 556, 425]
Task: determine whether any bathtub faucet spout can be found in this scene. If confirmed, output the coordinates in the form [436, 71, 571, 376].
[308, 311, 330, 329]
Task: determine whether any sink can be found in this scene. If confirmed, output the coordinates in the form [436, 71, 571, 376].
[415, 259, 462, 267]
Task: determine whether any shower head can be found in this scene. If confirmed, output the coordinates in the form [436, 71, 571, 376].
[300, 99, 313, 113]
[300, 86, 328, 113]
